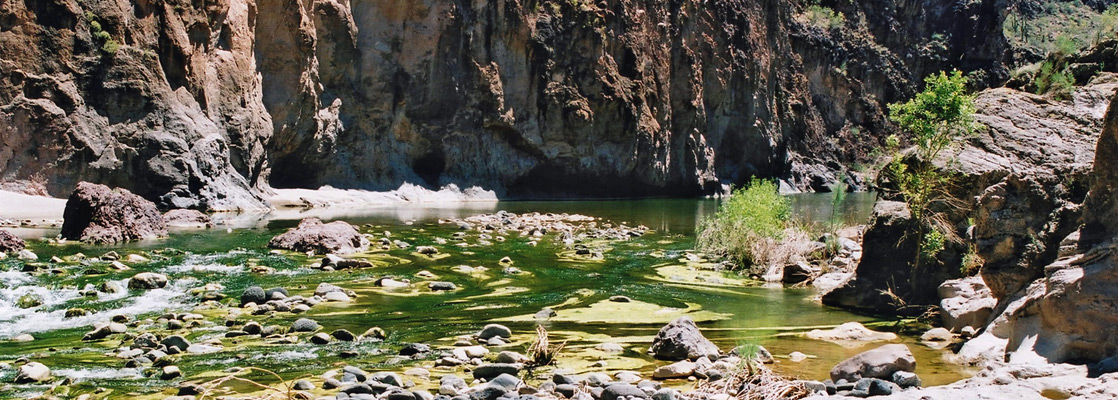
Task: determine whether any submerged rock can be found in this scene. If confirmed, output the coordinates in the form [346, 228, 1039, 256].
[806, 322, 898, 344]
[649, 317, 720, 361]
[268, 217, 369, 255]
[60, 182, 167, 243]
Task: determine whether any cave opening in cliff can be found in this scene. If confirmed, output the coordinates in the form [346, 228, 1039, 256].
[413, 150, 446, 188]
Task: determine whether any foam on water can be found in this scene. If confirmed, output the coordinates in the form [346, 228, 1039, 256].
[52, 367, 143, 381]
[252, 350, 319, 362]
[162, 263, 245, 274]
[0, 279, 195, 339]
[0, 270, 35, 286]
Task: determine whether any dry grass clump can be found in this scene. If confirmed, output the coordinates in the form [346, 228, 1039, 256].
[527, 325, 567, 367]
[683, 363, 812, 400]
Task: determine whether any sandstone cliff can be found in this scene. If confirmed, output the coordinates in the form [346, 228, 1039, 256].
[0, 0, 1009, 209]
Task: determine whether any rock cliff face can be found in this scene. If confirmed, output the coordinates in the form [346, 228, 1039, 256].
[0, 0, 1008, 208]
[823, 75, 1117, 312]
[958, 91, 1118, 366]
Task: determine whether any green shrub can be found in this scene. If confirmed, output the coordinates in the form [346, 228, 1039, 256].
[884, 70, 975, 284]
[803, 4, 845, 30]
[1035, 59, 1075, 100]
[696, 178, 797, 271]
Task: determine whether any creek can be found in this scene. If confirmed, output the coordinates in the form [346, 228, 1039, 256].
[0, 195, 971, 398]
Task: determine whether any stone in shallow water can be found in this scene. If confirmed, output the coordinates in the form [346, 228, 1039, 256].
[291, 318, 319, 332]
[478, 324, 512, 340]
[472, 363, 522, 380]
[649, 317, 720, 361]
[128, 272, 168, 290]
[830, 344, 916, 382]
[240, 286, 266, 306]
[161, 365, 182, 380]
[311, 332, 332, 344]
[15, 362, 50, 383]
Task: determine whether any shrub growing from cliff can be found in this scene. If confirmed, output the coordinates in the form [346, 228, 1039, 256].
[696, 178, 809, 273]
[884, 70, 975, 278]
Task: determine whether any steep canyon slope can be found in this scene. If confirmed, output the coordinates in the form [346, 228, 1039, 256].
[0, 0, 1008, 209]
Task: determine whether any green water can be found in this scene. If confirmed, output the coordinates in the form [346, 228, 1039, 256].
[0, 195, 970, 398]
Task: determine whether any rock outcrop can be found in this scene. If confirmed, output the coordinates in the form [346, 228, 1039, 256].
[825, 76, 1117, 312]
[60, 182, 167, 243]
[268, 217, 369, 255]
[0, 0, 1009, 203]
[958, 90, 1118, 366]
[0, 229, 25, 253]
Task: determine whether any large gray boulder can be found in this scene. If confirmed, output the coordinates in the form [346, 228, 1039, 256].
[830, 344, 916, 382]
[821, 201, 932, 313]
[60, 182, 168, 243]
[268, 218, 369, 255]
[648, 317, 720, 361]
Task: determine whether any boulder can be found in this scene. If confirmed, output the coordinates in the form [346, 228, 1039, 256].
[428, 281, 457, 291]
[782, 262, 817, 284]
[601, 383, 650, 400]
[938, 276, 996, 332]
[60, 182, 167, 243]
[477, 324, 512, 340]
[920, 327, 954, 342]
[14, 362, 51, 383]
[128, 272, 169, 290]
[162, 335, 191, 352]
[291, 318, 320, 332]
[0, 229, 25, 253]
[268, 217, 369, 255]
[822, 201, 940, 313]
[649, 317, 720, 361]
[162, 209, 214, 228]
[829, 344, 916, 382]
[240, 286, 267, 306]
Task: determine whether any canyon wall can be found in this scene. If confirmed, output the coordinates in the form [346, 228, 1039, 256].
[0, 0, 1008, 209]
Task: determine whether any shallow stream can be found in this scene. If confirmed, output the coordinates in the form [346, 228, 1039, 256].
[0, 195, 971, 398]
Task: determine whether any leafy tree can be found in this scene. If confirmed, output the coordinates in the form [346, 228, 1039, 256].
[884, 70, 976, 282]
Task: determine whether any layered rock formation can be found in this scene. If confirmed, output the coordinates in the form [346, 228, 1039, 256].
[961, 87, 1118, 366]
[0, 0, 1009, 207]
[824, 75, 1117, 312]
